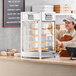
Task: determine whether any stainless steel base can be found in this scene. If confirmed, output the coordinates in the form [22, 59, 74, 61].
[21, 51, 56, 58]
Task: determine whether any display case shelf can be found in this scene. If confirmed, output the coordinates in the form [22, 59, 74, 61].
[29, 28, 47, 30]
[29, 34, 47, 37]
[29, 41, 47, 43]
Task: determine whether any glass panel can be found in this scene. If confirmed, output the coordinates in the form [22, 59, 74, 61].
[22, 21, 39, 52]
[41, 21, 55, 52]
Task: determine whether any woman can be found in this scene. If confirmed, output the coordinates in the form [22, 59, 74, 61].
[56, 17, 76, 56]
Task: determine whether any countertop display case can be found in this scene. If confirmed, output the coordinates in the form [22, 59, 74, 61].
[21, 12, 56, 59]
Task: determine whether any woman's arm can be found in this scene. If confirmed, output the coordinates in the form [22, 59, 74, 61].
[56, 30, 66, 40]
[62, 35, 76, 49]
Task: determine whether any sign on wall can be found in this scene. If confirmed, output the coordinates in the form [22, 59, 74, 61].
[3, 0, 25, 27]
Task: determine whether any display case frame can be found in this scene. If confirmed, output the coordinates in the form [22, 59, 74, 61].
[21, 12, 56, 59]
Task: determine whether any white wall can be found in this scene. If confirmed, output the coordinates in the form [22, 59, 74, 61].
[71, 0, 76, 10]
[0, 0, 76, 51]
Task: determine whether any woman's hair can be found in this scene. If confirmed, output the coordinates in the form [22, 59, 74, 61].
[72, 22, 76, 30]
[74, 25, 76, 30]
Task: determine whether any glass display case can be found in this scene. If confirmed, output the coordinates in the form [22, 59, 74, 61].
[21, 12, 56, 59]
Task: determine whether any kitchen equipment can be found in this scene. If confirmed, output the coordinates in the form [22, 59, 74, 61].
[21, 12, 56, 59]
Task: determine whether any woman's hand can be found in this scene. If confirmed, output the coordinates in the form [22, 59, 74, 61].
[56, 39, 61, 45]
[56, 39, 63, 47]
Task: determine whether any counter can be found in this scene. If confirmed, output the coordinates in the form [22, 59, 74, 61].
[0, 56, 76, 66]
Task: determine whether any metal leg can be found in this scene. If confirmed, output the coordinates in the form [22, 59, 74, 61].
[70, 52, 73, 60]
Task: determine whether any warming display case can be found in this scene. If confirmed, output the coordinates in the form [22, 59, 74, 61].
[21, 12, 56, 59]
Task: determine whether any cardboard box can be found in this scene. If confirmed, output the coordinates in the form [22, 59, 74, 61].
[54, 5, 71, 9]
[54, 10, 71, 13]
[54, 5, 71, 13]
[71, 10, 76, 13]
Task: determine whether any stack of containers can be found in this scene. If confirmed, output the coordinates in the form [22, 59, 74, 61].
[54, 5, 71, 13]
[32, 5, 54, 12]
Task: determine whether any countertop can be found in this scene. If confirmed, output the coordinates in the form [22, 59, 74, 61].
[0, 56, 76, 66]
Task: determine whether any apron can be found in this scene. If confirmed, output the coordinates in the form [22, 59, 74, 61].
[60, 35, 73, 57]
[56, 34, 73, 57]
